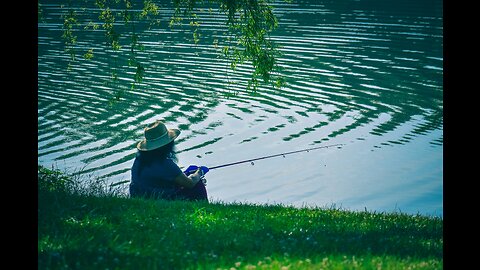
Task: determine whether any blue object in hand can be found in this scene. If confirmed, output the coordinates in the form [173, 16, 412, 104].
[184, 165, 209, 176]
[183, 165, 198, 176]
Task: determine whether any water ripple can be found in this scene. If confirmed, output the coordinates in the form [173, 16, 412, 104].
[38, 0, 442, 195]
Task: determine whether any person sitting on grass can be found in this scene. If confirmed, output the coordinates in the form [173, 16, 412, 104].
[129, 120, 208, 201]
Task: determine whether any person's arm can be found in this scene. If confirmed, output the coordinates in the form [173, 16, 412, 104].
[173, 169, 202, 189]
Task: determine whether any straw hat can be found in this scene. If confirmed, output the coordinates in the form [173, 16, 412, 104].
[137, 120, 180, 151]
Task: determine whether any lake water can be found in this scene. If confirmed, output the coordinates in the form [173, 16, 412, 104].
[38, 0, 443, 217]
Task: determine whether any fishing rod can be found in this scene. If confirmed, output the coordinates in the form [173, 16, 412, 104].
[208, 143, 345, 170]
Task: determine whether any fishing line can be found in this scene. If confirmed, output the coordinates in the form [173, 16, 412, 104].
[208, 143, 345, 170]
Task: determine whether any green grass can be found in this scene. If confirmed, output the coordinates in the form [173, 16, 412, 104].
[38, 165, 443, 269]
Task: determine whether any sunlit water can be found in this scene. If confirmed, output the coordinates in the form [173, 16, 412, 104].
[38, 0, 443, 216]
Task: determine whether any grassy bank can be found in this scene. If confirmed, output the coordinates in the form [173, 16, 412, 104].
[38, 165, 443, 269]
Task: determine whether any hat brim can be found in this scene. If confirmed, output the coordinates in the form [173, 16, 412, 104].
[137, 128, 180, 151]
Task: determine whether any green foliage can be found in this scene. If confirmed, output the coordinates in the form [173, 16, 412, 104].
[172, 0, 286, 93]
[49, 0, 287, 101]
[83, 48, 94, 60]
[38, 165, 443, 269]
[61, 6, 78, 66]
[38, 165, 127, 198]
[140, 0, 160, 20]
[98, 6, 121, 50]
[38, 165, 76, 194]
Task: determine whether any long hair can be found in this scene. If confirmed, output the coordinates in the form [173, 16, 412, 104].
[137, 141, 178, 173]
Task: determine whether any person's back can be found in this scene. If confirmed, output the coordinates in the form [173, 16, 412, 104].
[130, 153, 181, 199]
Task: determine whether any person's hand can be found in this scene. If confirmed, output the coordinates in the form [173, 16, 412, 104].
[189, 169, 201, 181]
[191, 168, 208, 186]
[184, 165, 209, 186]
[184, 165, 209, 176]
